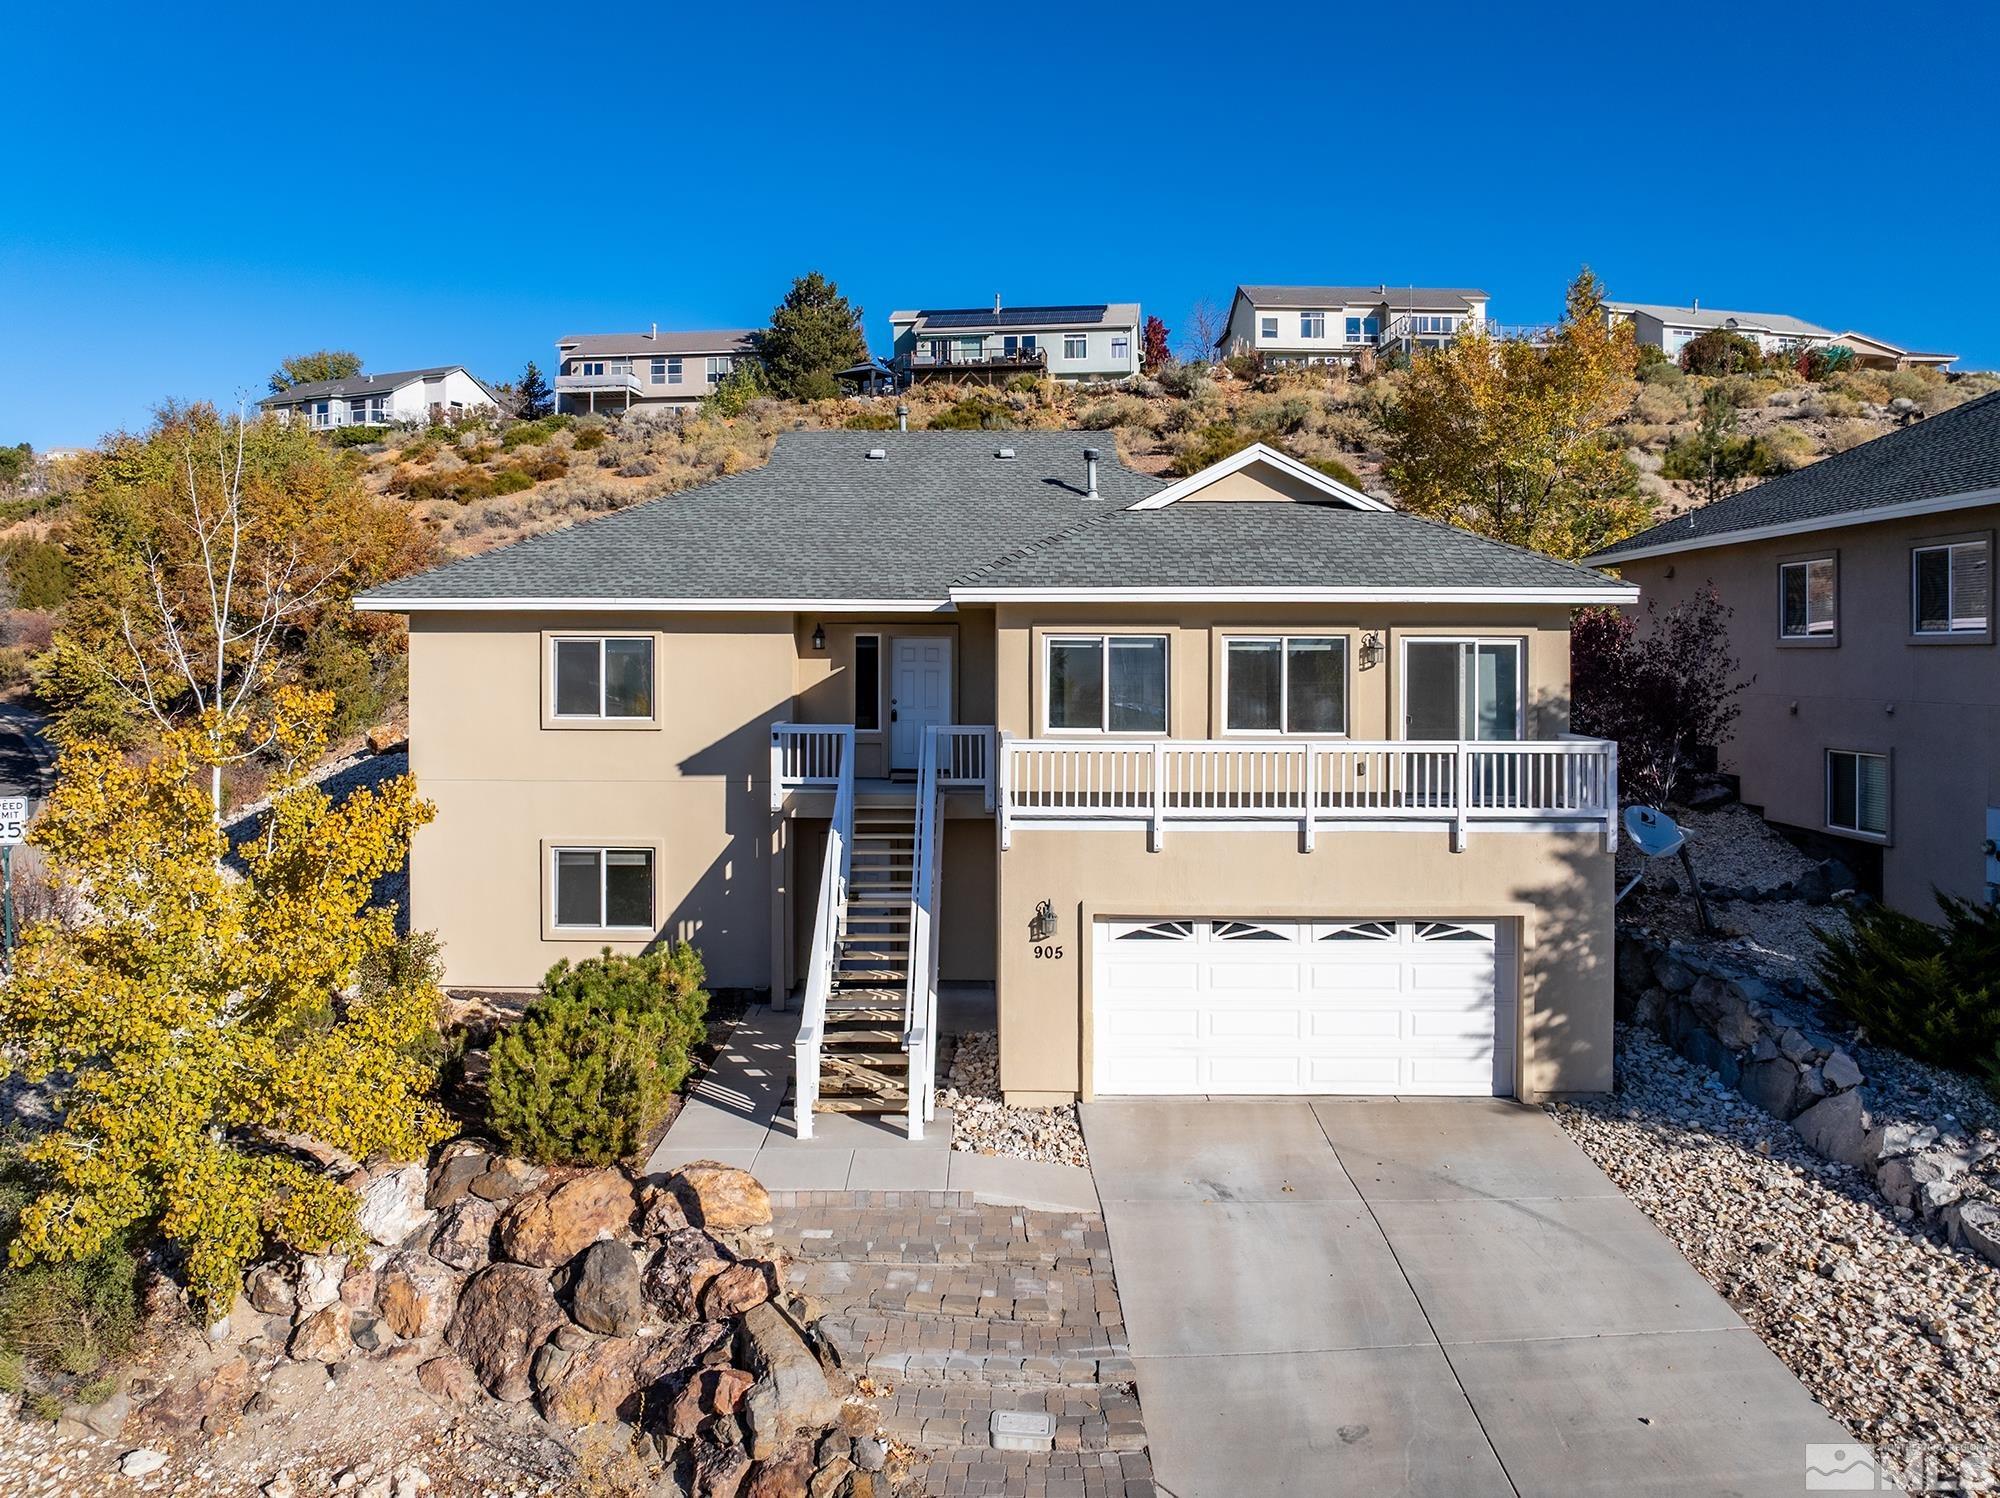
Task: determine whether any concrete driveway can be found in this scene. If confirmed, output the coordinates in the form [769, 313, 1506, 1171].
[1082, 1098, 1852, 1497]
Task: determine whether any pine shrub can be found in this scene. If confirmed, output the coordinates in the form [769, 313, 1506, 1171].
[1814, 893, 2000, 1073]
[486, 945, 710, 1165]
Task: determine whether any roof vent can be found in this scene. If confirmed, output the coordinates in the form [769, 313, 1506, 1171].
[995, 446, 1016, 460]
[1083, 447, 1101, 500]
[866, 447, 887, 460]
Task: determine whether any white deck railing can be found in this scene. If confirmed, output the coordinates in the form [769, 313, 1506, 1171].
[901, 728, 947, 1139]
[997, 736, 1618, 852]
[780, 724, 854, 1139]
[770, 724, 853, 808]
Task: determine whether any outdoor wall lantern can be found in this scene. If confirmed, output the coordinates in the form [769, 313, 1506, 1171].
[1029, 900, 1058, 943]
[811, 624, 827, 651]
[1359, 631, 1383, 670]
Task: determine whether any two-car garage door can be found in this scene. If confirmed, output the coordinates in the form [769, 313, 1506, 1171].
[1092, 917, 1516, 1097]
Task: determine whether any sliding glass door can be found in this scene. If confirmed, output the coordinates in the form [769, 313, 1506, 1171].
[1403, 640, 1521, 741]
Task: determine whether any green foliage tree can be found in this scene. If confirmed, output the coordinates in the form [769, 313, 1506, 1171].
[1660, 386, 1776, 503]
[514, 361, 553, 420]
[1385, 268, 1650, 561]
[1677, 329, 1762, 377]
[0, 445, 31, 488]
[1814, 893, 2000, 1074]
[2, 536, 71, 611]
[758, 272, 868, 400]
[0, 689, 449, 1312]
[267, 350, 363, 394]
[486, 946, 710, 1165]
[704, 360, 772, 418]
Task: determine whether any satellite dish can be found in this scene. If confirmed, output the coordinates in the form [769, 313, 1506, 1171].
[1616, 805, 1716, 936]
[1625, 805, 1685, 858]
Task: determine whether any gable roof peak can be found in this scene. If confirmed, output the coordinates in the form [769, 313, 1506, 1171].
[1125, 442, 1390, 511]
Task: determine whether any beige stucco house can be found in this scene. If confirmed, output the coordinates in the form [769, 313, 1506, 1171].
[1217, 285, 1492, 364]
[1590, 390, 2000, 917]
[554, 328, 757, 416]
[359, 433, 1633, 1134]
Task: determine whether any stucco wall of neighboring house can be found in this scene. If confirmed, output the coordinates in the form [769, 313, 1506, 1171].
[991, 601, 1577, 741]
[891, 321, 1139, 381]
[1614, 502, 2000, 915]
[407, 610, 796, 991]
[993, 824, 1614, 1105]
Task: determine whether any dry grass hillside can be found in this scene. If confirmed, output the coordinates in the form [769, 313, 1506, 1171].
[347, 359, 2000, 563]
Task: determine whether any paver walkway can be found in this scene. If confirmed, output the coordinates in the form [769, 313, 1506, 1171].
[1084, 1096, 1854, 1498]
[770, 1190, 1153, 1497]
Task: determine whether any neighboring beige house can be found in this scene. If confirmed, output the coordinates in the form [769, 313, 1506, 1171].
[1589, 390, 2000, 916]
[358, 434, 1632, 1133]
[1217, 285, 1492, 364]
[1605, 301, 1955, 371]
[554, 328, 757, 416]
[888, 301, 1141, 385]
[260, 366, 499, 429]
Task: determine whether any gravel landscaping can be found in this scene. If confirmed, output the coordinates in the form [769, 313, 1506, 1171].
[938, 1032, 1089, 1168]
[1551, 1025, 2000, 1477]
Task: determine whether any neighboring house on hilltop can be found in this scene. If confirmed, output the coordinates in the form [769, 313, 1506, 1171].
[888, 300, 1141, 385]
[1218, 285, 1492, 364]
[1590, 391, 2000, 916]
[1605, 301, 1955, 371]
[554, 328, 758, 416]
[260, 367, 498, 430]
[358, 433, 1633, 1132]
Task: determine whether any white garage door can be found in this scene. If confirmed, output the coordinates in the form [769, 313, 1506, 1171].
[1092, 918, 1516, 1097]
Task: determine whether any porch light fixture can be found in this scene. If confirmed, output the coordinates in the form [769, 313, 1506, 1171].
[1360, 631, 1383, 670]
[1029, 900, 1058, 943]
[811, 624, 826, 651]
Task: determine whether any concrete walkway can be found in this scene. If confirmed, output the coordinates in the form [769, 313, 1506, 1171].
[1083, 1097, 1852, 1497]
[648, 1004, 1099, 1214]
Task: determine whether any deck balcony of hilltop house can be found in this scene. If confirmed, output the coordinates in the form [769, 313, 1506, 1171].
[899, 337, 1050, 384]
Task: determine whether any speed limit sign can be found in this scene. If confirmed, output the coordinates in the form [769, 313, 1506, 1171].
[0, 797, 24, 847]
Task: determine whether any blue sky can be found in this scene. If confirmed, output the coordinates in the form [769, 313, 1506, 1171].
[4, 1, 1995, 447]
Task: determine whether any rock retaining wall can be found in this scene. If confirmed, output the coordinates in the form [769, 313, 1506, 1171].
[1617, 932, 2000, 1271]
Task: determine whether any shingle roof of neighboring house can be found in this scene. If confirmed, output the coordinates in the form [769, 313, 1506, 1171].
[888, 304, 1141, 333]
[1590, 391, 2000, 563]
[1605, 302, 1837, 340]
[259, 366, 484, 407]
[360, 431, 1631, 609]
[555, 330, 760, 358]
[1234, 285, 1489, 311]
[359, 432, 1160, 606]
[953, 505, 1629, 595]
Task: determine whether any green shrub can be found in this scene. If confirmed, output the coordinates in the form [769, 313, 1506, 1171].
[486, 944, 710, 1165]
[1301, 453, 1363, 488]
[703, 361, 771, 418]
[1169, 422, 1250, 475]
[1816, 894, 2000, 1074]
[571, 426, 608, 451]
[842, 409, 897, 431]
[2, 536, 71, 611]
[1678, 329, 1764, 376]
[0, 1149, 144, 1379]
[331, 425, 392, 448]
[1003, 374, 1044, 395]
[1158, 362, 1210, 398]
[1637, 359, 1684, 386]
[926, 396, 1016, 430]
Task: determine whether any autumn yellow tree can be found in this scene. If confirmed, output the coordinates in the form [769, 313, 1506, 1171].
[1385, 269, 1650, 560]
[0, 688, 449, 1312]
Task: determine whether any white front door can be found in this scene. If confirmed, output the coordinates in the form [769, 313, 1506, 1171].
[1092, 917, 1515, 1096]
[890, 637, 952, 770]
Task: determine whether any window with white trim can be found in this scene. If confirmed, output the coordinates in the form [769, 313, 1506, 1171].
[1912, 540, 1989, 635]
[552, 847, 655, 929]
[1110, 335, 1130, 363]
[1224, 636, 1347, 734]
[1779, 557, 1837, 638]
[1826, 750, 1888, 837]
[1300, 311, 1326, 339]
[706, 356, 732, 386]
[349, 398, 368, 425]
[650, 357, 667, 384]
[1045, 635, 1168, 733]
[1063, 334, 1088, 359]
[551, 636, 654, 719]
[1260, 316, 1278, 339]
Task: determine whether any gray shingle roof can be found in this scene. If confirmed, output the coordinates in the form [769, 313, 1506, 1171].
[259, 366, 478, 407]
[1235, 285, 1489, 311]
[1606, 302, 1836, 339]
[889, 304, 1142, 333]
[360, 431, 1162, 605]
[556, 330, 759, 359]
[1592, 391, 2000, 562]
[954, 504, 1630, 593]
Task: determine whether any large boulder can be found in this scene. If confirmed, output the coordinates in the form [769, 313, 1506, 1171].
[355, 1164, 432, 1247]
[669, 1163, 772, 1230]
[569, 1240, 645, 1337]
[638, 1182, 692, 1238]
[288, 1303, 352, 1364]
[1877, 1150, 1968, 1215]
[469, 1158, 544, 1204]
[1738, 1058, 1804, 1121]
[745, 1439, 815, 1498]
[296, 1254, 348, 1314]
[1792, 1088, 1875, 1170]
[245, 1264, 295, 1317]
[447, 1264, 567, 1402]
[737, 1302, 839, 1460]
[691, 1439, 754, 1498]
[643, 1230, 735, 1319]
[498, 1171, 638, 1269]
[427, 1149, 492, 1211]
[430, 1197, 500, 1272]
[669, 1366, 757, 1439]
[537, 1318, 730, 1428]
[703, 1261, 778, 1320]
[1950, 1200, 2000, 1268]
[416, 1355, 478, 1404]
[378, 1253, 458, 1340]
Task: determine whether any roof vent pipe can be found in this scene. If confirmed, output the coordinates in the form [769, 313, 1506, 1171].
[1692, 298, 1699, 312]
[994, 292, 1003, 315]
[896, 402, 909, 433]
[650, 322, 658, 339]
[1083, 447, 1100, 500]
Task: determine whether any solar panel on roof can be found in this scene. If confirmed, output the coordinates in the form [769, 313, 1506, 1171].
[921, 305, 1109, 329]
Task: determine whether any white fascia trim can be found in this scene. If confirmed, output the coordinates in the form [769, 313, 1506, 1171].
[949, 584, 1638, 605]
[1587, 485, 2000, 566]
[353, 596, 954, 615]
[1126, 442, 1391, 511]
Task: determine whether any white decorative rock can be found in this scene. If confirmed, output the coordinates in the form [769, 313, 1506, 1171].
[120, 1448, 169, 1478]
[355, 1164, 432, 1247]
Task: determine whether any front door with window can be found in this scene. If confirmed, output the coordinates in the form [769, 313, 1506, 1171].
[890, 637, 952, 770]
[1404, 639, 1521, 740]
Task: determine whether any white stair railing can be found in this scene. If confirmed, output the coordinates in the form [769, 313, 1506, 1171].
[788, 724, 855, 1139]
[770, 723, 852, 808]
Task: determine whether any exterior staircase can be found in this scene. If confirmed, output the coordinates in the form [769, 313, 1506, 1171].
[814, 802, 919, 1115]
